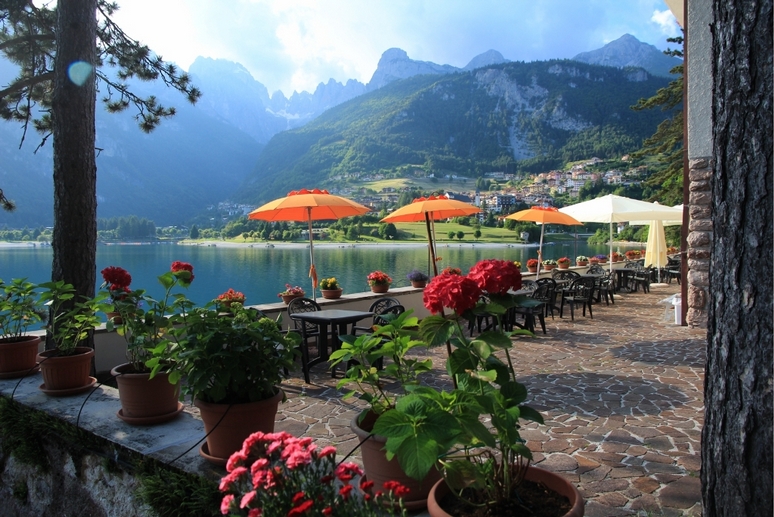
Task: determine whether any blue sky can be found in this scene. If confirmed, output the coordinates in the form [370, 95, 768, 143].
[111, 0, 680, 97]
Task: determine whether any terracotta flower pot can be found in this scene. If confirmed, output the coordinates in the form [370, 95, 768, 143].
[370, 283, 390, 294]
[410, 280, 427, 288]
[321, 288, 343, 300]
[427, 465, 584, 517]
[527, 266, 538, 273]
[111, 363, 182, 425]
[576, 261, 589, 267]
[352, 416, 442, 511]
[543, 264, 556, 271]
[0, 335, 41, 378]
[195, 388, 284, 463]
[37, 346, 94, 393]
[281, 294, 303, 304]
[106, 311, 123, 324]
[558, 263, 570, 269]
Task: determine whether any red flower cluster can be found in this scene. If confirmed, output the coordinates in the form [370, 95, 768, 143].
[101, 266, 131, 290]
[367, 270, 392, 285]
[219, 431, 408, 517]
[171, 261, 195, 284]
[423, 273, 481, 315]
[218, 288, 246, 303]
[441, 266, 462, 276]
[467, 259, 522, 295]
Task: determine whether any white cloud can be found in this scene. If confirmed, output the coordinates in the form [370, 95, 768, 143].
[651, 9, 680, 37]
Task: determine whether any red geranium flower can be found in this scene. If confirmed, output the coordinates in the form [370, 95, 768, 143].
[423, 273, 481, 315]
[171, 260, 195, 284]
[101, 266, 132, 290]
[467, 258, 522, 295]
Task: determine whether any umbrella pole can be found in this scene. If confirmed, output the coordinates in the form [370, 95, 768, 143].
[536, 224, 545, 278]
[307, 212, 316, 301]
[609, 222, 613, 271]
[426, 213, 439, 276]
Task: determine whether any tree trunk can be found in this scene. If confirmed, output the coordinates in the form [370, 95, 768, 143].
[703, 1, 773, 516]
[50, 0, 98, 348]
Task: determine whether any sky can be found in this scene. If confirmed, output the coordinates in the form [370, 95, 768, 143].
[110, 0, 680, 98]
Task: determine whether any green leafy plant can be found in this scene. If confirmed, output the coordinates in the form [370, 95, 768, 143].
[330, 309, 432, 420]
[0, 278, 46, 340]
[104, 263, 195, 372]
[169, 303, 300, 404]
[37, 281, 112, 355]
[373, 259, 545, 511]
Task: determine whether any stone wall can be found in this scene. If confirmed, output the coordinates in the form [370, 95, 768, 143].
[686, 157, 713, 328]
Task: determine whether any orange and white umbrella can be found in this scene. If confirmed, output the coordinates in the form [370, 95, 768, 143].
[381, 195, 481, 276]
[249, 189, 370, 299]
[506, 207, 582, 276]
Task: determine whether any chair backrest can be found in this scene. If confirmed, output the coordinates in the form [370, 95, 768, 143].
[568, 277, 596, 298]
[287, 297, 322, 333]
[624, 261, 641, 269]
[552, 270, 580, 282]
[587, 264, 605, 275]
[521, 280, 538, 292]
[531, 284, 552, 303]
[374, 304, 405, 326]
[535, 277, 557, 288]
[368, 297, 400, 315]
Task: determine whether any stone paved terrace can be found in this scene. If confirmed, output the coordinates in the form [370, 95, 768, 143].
[275, 282, 706, 517]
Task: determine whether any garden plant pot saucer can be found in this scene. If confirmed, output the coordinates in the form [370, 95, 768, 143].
[199, 442, 228, 466]
[0, 363, 40, 380]
[117, 402, 184, 426]
[39, 376, 97, 397]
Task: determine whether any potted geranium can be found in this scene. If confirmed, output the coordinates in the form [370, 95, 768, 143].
[374, 260, 584, 516]
[105, 262, 194, 425]
[101, 266, 132, 324]
[367, 270, 392, 293]
[595, 253, 608, 264]
[612, 251, 625, 262]
[219, 431, 409, 516]
[557, 257, 571, 269]
[0, 278, 46, 378]
[440, 266, 462, 276]
[167, 302, 301, 464]
[542, 258, 557, 271]
[319, 277, 343, 299]
[216, 288, 246, 310]
[330, 309, 440, 509]
[406, 269, 430, 288]
[526, 258, 539, 273]
[277, 284, 305, 304]
[36, 280, 112, 395]
[625, 249, 641, 261]
[576, 255, 589, 266]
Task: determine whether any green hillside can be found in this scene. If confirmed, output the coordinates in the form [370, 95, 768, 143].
[235, 60, 673, 205]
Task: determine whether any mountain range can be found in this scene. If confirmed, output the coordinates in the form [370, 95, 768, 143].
[0, 34, 680, 227]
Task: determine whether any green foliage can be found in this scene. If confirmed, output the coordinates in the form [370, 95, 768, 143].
[136, 466, 221, 517]
[97, 216, 156, 240]
[631, 36, 684, 205]
[0, 277, 46, 338]
[37, 281, 112, 354]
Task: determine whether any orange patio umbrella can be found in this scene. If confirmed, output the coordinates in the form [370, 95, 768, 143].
[248, 189, 370, 299]
[380, 195, 481, 276]
[506, 206, 582, 276]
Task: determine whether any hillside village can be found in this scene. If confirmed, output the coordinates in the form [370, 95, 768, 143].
[214, 156, 648, 221]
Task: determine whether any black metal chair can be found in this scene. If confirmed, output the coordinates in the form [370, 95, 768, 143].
[666, 257, 681, 284]
[286, 297, 324, 383]
[594, 270, 616, 305]
[552, 269, 581, 282]
[521, 279, 538, 292]
[353, 297, 401, 334]
[535, 277, 559, 319]
[560, 277, 596, 320]
[586, 264, 605, 276]
[512, 284, 549, 334]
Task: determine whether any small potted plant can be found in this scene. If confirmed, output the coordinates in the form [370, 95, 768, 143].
[576, 255, 589, 266]
[219, 431, 409, 516]
[513, 260, 522, 270]
[105, 262, 194, 425]
[318, 277, 343, 299]
[589, 256, 600, 264]
[36, 280, 112, 395]
[440, 266, 462, 276]
[277, 284, 305, 304]
[0, 278, 47, 378]
[595, 253, 608, 264]
[216, 288, 246, 310]
[526, 258, 539, 273]
[625, 249, 641, 261]
[557, 257, 571, 269]
[330, 309, 440, 509]
[542, 258, 557, 271]
[101, 266, 132, 324]
[406, 269, 430, 288]
[367, 270, 392, 293]
[612, 251, 625, 262]
[168, 302, 301, 464]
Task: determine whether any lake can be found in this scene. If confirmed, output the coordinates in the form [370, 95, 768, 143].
[0, 240, 622, 306]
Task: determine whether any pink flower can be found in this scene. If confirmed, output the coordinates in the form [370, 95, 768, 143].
[219, 467, 247, 491]
[240, 490, 257, 508]
[467, 259, 522, 295]
[220, 494, 234, 515]
[318, 446, 337, 458]
[248, 509, 262, 517]
[339, 484, 354, 500]
[226, 451, 248, 472]
[287, 499, 314, 516]
[423, 273, 481, 315]
[335, 462, 362, 482]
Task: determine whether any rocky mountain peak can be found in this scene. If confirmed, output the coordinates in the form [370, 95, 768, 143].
[572, 33, 682, 78]
[464, 49, 509, 70]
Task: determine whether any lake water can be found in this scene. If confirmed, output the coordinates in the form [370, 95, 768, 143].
[0, 240, 621, 306]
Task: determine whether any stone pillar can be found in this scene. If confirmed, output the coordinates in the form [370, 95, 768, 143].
[686, 157, 712, 327]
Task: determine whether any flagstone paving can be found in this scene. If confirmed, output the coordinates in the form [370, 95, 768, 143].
[277, 283, 706, 517]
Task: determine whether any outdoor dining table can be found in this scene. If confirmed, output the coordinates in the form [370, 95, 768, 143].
[289, 309, 374, 377]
